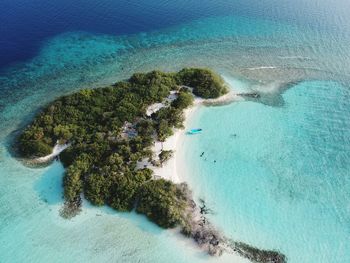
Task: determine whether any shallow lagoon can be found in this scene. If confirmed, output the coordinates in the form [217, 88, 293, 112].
[180, 80, 350, 262]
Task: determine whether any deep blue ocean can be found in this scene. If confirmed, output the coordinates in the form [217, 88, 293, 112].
[1, 1, 350, 262]
[1, 0, 350, 70]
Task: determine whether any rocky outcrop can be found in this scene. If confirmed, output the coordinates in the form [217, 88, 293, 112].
[178, 183, 287, 262]
[59, 197, 82, 219]
[231, 242, 286, 263]
[179, 183, 226, 256]
[238, 92, 261, 99]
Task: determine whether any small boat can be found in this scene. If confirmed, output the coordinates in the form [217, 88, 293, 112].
[187, 128, 203, 135]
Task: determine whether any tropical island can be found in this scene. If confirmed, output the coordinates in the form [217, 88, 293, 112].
[17, 68, 286, 262]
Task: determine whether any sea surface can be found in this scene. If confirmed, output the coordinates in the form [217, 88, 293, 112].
[1, 1, 350, 262]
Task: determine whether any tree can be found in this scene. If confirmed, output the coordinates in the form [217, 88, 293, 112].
[63, 154, 91, 202]
[136, 179, 187, 228]
[136, 119, 155, 137]
[108, 173, 142, 211]
[53, 124, 73, 141]
[176, 68, 228, 99]
[159, 150, 173, 167]
[171, 91, 194, 109]
[18, 139, 52, 158]
[156, 120, 173, 142]
[85, 173, 108, 206]
[153, 107, 184, 129]
[134, 168, 153, 181]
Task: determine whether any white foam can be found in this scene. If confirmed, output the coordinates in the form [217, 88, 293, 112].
[246, 66, 277, 70]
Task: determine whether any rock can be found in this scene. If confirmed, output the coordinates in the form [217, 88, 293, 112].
[238, 92, 261, 99]
[59, 197, 82, 219]
[178, 183, 287, 262]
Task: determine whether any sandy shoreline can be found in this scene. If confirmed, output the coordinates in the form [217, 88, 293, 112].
[33, 142, 70, 164]
[153, 89, 240, 184]
[151, 104, 200, 183]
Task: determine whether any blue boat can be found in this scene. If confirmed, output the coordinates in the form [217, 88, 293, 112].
[187, 128, 203, 135]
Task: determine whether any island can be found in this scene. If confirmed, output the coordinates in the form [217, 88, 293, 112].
[17, 68, 286, 262]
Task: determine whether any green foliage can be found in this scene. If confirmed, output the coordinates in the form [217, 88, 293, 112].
[136, 119, 156, 138]
[63, 154, 91, 202]
[171, 90, 194, 109]
[18, 68, 225, 227]
[176, 68, 228, 99]
[85, 173, 108, 206]
[135, 168, 153, 181]
[156, 120, 174, 142]
[108, 173, 142, 211]
[53, 124, 74, 142]
[136, 179, 187, 228]
[159, 150, 173, 166]
[18, 125, 52, 157]
[152, 106, 184, 141]
[18, 139, 52, 158]
[129, 70, 177, 104]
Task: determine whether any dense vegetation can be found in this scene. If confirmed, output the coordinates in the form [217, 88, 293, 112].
[176, 68, 228, 99]
[136, 179, 187, 228]
[17, 68, 227, 228]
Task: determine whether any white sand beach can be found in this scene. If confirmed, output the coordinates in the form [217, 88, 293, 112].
[35, 142, 70, 163]
[152, 87, 240, 184]
[151, 104, 200, 183]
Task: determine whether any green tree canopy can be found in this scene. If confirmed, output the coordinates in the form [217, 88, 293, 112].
[136, 179, 187, 228]
[176, 68, 228, 99]
[17, 68, 227, 228]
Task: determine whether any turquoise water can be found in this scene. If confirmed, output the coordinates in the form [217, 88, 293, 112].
[180, 80, 350, 262]
[1, 2, 350, 262]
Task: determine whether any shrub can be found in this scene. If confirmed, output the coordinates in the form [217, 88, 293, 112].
[19, 140, 52, 158]
[171, 91, 194, 109]
[108, 173, 143, 211]
[159, 150, 173, 166]
[176, 68, 228, 99]
[136, 179, 186, 228]
[63, 155, 90, 202]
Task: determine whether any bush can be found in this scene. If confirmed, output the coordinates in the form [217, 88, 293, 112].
[136, 179, 187, 228]
[159, 150, 173, 166]
[156, 120, 173, 142]
[85, 173, 109, 206]
[176, 68, 228, 99]
[63, 155, 90, 202]
[19, 140, 52, 158]
[171, 91, 194, 109]
[108, 173, 143, 211]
